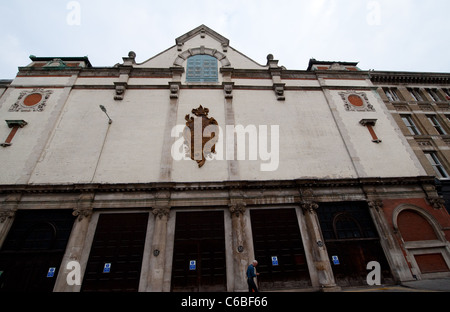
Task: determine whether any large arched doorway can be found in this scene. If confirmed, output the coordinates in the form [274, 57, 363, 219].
[317, 202, 394, 287]
[394, 205, 450, 278]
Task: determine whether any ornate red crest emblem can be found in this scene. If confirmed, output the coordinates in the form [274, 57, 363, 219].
[184, 105, 219, 168]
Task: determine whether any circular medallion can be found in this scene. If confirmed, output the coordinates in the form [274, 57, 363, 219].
[23, 93, 42, 106]
[348, 94, 364, 107]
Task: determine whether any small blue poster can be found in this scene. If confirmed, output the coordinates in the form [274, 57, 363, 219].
[189, 260, 196, 270]
[332, 256, 340, 265]
[47, 267, 56, 278]
[271, 256, 279, 266]
[103, 263, 111, 273]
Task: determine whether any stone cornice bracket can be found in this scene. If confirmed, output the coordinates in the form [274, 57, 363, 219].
[114, 81, 128, 101]
[0, 209, 16, 223]
[359, 119, 377, 127]
[267, 54, 285, 101]
[170, 66, 185, 81]
[223, 81, 234, 99]
[368, 200, 384, 212]
[273, 83, 286, 101]
[153, 190, 171, 219]
[228, 201, 247, 218]
[113, 51, 135, 101]
[152, 206, 171, 219]
[169, 81, 181, 99]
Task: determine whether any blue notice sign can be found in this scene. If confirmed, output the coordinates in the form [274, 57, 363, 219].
[189, 260, 196, 271]
[332, 256, 340, 265]
[47, 267, 56, 278]
[271, 256, 279, 266]
[103, 263, 111, 273]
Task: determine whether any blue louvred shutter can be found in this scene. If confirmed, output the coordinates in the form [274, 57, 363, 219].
[186, 55, 218, 82]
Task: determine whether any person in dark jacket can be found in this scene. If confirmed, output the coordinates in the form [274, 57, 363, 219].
[246, 260, 260, 292]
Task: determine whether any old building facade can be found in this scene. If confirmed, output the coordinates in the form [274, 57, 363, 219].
[0, 25, 449, 292]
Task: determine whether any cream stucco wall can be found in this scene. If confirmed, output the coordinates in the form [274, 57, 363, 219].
[0, 29, 427, 186]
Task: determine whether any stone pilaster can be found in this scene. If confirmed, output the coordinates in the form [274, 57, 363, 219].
[366, 199, 415, 282]
[147, 201, 171, 292]
[228, 200, 250, 291]
[300, 201, 340, 291]
[54, 192, 94, 292]
[0, 194, 21, 248]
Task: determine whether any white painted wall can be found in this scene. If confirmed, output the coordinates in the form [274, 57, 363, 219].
[0, 30, 427, 186]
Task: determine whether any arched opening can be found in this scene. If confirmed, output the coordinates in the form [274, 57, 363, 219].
[317, 202, 394, 287]
[173, 46, 231, 69]
[393, 205, 450, 277]
[397, 210, 438, 242]
[186, 55, 218, 83]
[333, 212, 363, 239]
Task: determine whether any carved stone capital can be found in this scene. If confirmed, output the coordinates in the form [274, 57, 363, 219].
[300, 202, 319, 214]
[368, 200, 384, 211]
[152, 206, 170, 219]
[229, 202, 247, 218]
[0, 209, 16, 223]
[72, 207, 93, 222]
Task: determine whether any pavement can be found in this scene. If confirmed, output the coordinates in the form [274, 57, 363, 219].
[342, 278, 450, 292]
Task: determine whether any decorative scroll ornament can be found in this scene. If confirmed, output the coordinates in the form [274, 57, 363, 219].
[152, 206, 170, 219]
[72, 207, 93, 222]
[339, 91, 375, 112]
[184, 105, 219, 168]
[300, 201, 319, 214]
[9, 89, 53, 112]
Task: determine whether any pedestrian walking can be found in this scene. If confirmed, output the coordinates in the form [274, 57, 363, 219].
[247, 260, 260, 292]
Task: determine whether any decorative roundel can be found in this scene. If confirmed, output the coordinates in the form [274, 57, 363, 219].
[23, 93, 43, 107]
[348, 94, 364, 107]
[339, 91, 375, 112]
[9, 89, 53, 112]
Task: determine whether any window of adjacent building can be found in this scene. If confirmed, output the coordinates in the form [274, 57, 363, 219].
[186, 55, 218, 83]
[383, 88, 400, 102]
[427, 115, 447, 135]
[408, 88, 424, 102]
[425, 152, 449, 179]
[401, 115, 421, 135]
[426, 88, 441, 102]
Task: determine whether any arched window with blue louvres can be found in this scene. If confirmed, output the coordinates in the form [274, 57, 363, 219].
[186, 55, 218, 83]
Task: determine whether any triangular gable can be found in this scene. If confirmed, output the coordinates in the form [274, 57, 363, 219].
[175, 24, 229, 51]
[135, 25, 266, 70]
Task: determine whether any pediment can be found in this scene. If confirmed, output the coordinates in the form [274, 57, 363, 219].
[135, 25, 266, 70]
[175, 24, 229, 50]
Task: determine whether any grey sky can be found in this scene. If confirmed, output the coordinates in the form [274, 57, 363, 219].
[1, 0, 449, 78]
